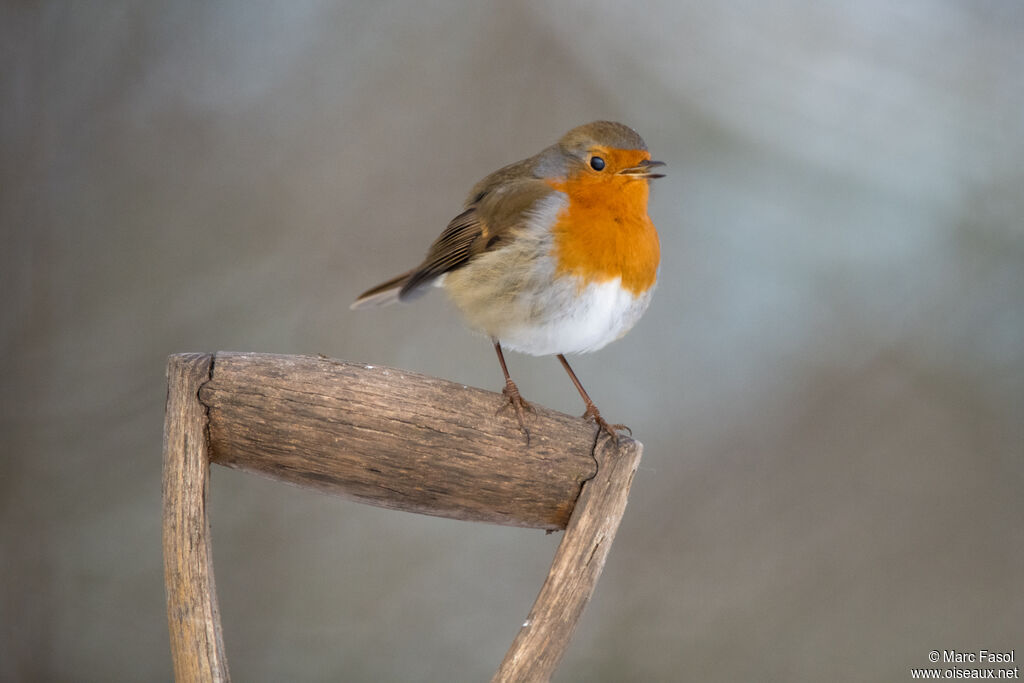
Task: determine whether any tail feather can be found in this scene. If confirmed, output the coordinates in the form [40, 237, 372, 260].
[350, 270, 414, 310]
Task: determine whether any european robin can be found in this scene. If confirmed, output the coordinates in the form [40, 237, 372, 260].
[351, 121, 664, 441]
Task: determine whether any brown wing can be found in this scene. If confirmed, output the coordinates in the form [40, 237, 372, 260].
[399, 207, 483, 298]
[351, 208, 486, 309]
[397, 176, 556, 300]
[351, 162, 557, 309]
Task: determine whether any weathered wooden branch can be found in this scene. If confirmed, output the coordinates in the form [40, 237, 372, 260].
[162, 354, 229, 682]
[493, 436, 642, 682]
[162, 352, 642, 682]
[200, 352, 599, 530]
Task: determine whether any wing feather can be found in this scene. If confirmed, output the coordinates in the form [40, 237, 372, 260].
[352, 164, 560, 308]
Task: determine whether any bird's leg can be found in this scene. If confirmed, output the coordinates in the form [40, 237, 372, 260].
[493, 339, 533, 442]
[556, 354, 631, 443]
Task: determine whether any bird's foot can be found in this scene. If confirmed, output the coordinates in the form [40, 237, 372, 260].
[498, 378, 534, 444]
[582, 403, 631, 444]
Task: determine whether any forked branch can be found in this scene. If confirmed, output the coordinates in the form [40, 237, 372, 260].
[162, 352, 642, 682]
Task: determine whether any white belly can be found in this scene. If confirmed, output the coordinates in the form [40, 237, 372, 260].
[447, 272, 651, 357]
[502, 277, 651, 355]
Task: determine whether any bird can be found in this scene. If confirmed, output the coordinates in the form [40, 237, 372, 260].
[351, 120, 663, 442]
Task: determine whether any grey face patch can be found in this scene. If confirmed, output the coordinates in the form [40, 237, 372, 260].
[532, 145, 569, 179]
[557, 121, 649, 158]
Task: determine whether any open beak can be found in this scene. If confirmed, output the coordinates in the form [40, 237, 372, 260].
[618, 159, 666, 179]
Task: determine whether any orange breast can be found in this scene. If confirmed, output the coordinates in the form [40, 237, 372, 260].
[546, 151, 660, 296]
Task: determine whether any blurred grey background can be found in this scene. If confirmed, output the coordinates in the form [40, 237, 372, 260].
[3, 2, 1022, 681]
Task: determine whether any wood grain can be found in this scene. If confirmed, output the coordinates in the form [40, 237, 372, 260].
[199, 352, 600, 530]
[163, 351, 641, 682]
[493, 437, 643, 682]
[162, 353, 229, 682]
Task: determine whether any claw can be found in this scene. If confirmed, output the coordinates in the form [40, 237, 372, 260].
[581, 404, 630, 444]
[498, 378, 534, 445]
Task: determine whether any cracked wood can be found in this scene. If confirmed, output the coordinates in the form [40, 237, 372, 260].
[198, 352, 600, 530]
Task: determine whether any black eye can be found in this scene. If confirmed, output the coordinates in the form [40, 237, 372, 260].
[589, 156, 605, 171]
